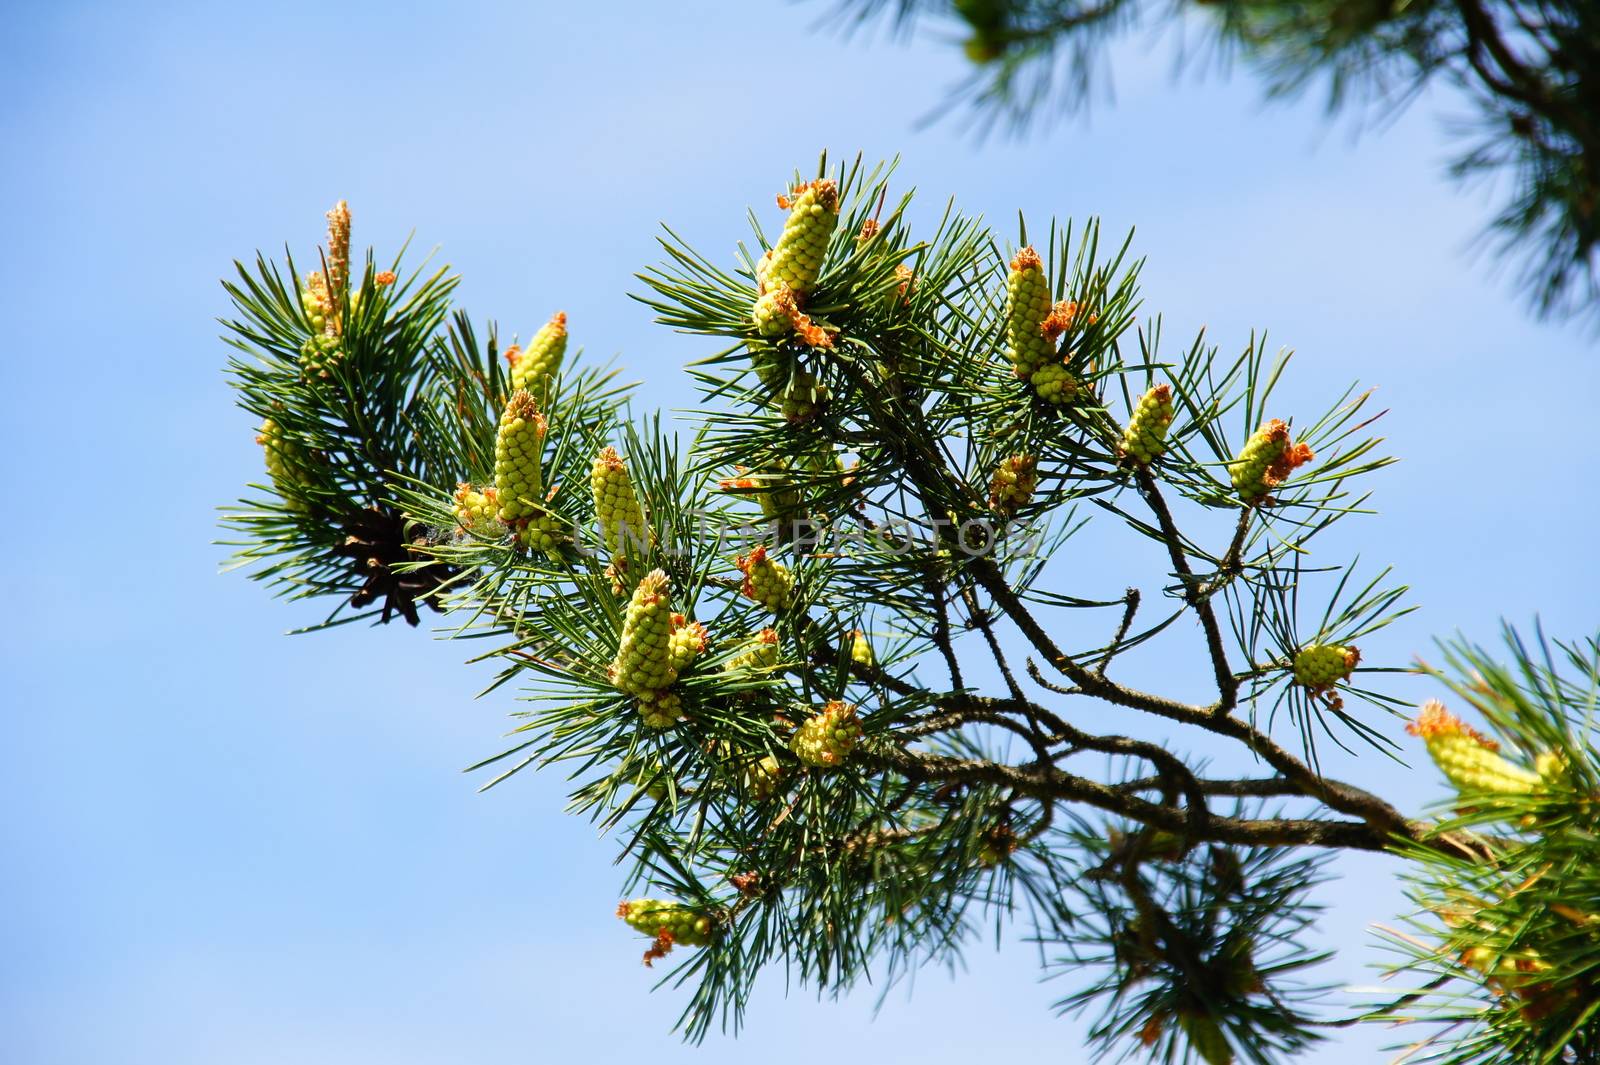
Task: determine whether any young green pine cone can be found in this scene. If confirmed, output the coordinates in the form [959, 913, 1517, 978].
[719, 468, 804, 524]
[1120, 384, 1175, 465]
[750, 345, 790, 394]
[637, 689, 684, 729]
[782, 372, 828, 424]
[668, 614, 707, 672]
[590, 446, 647, 555]
[1534, 750, 1569, 788]
[300, 271, 332, 333]
[1407, 701, 1541, 795]
[612, 568, 678, 695]
[298, 268, 343, 379]
[1229, 419, 1314, 502]
[752, 286, 798, 338]
[299, 332, 342, 380]
[758, 476, 802, 522]
[616, 899, 714, 947]
[516, 508, 564, 555]
[1029, 362, 1079, 404]
[1292, 643, 1359, 688]
[256, 417, 310, 511]
[988, 454, 1038, 514]
[726, 629, 781, 672]
[791, 700, 862, 768]
[736, 546, 793, 611]
[494, 390, 547, 523]
[452, 482, 501, 537]
[851, 629, 874, 667]
[764, 179, 839, 298]
[507, 311, 568, 396]
[1005, 248, 1055, 379]
[744, 754, 783, 800]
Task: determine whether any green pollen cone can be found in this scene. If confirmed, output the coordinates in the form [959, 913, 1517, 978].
[494, 390, 547, 523]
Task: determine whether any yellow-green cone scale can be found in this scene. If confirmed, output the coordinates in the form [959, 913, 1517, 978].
[1292, 644, 1357, 688]
[791, 700, 861, 768]
[988, 454, 1037, 514]
[764, 179, 839, 299]
[617, 899, 713, 946]
[612, 568, 678, 696]
[256, 417, 311, 512]
[1408, 702, 1541, 795]
[668, 615, 707, 673]
[1229, 420, 1312, 502]
[744, 754, 783, 799]
[591, 446, 647, 556]
[637, 689, 684, 729]
[452, 483, 501, 537]
[1005, 248, 1055, 379]
[494, 390, 547, 523]
[1121, 385, 1175, 464]
[727, 629, 780, 672]
[1030, 362, 1079, 404]
[737, 547, 793, 612]
[508, 312, 568, 397]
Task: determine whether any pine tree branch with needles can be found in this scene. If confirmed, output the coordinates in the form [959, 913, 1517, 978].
[219, 161, 1600, 1063]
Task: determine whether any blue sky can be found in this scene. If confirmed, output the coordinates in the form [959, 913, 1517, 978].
[2, 2, 1596, 1063]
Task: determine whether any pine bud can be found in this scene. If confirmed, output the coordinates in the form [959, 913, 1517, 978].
[1005, 247, 1055, 379]
[612, 568, 678, 696]
[726, 628, 781, 672]
[452, 482, 501, 537]
[891, 263, 915, 306]
[851, 629, 874, 667]
[590, 446, 647, 556]
[616, 899, 714, 947]
[744, 754, 783, 800]
[668, 613, 707, 672]
[507, 311, 568, 397]
[1407, 701, 1541, 795]
[764, 179, 839, 299]
[494, 390, 547, 523]
[1229, 419, 1313, 503]
[988, 454, 1038, 515]
[256, 417, 310, 511]
[791, 700, 862, 768]
[637, 689, 684, 729]
[1120, 384, 1175, 465]
[1029, 362, 1080, 404]
[324, 200, 351, 330]
[736, 546, 793, 612]
[1292, 643, 1359, 688]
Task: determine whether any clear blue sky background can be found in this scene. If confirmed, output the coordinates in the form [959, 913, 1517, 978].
[2, 2, 1596, 1063]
